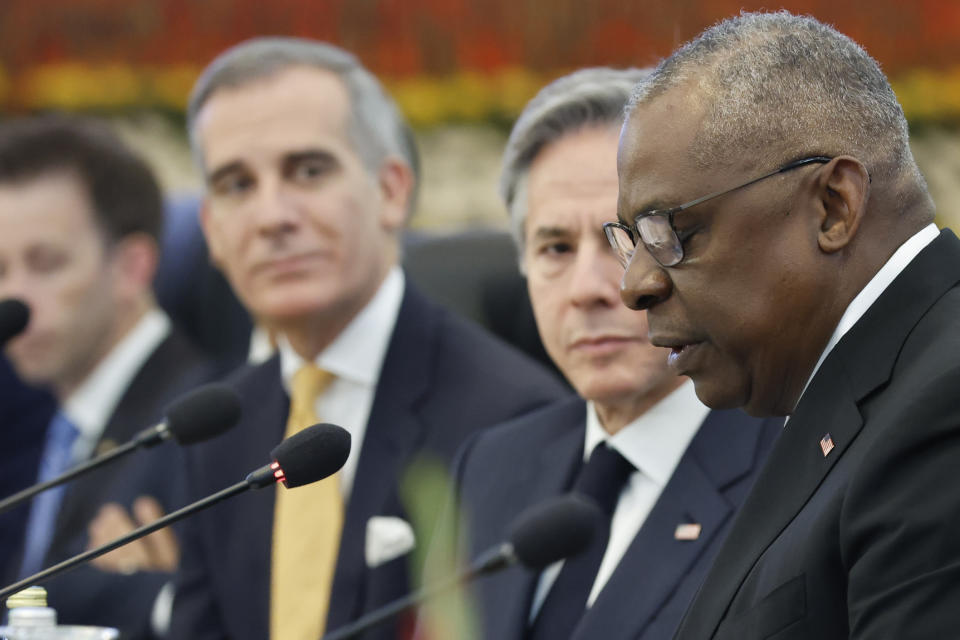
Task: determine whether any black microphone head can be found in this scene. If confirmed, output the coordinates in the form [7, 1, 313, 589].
[507, 494, 600, 570]
[0, 298, 29, 346]
[164, 383, 242, 445]
[271, 423, 351, 489]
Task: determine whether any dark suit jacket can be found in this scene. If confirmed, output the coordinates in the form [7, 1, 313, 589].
[451, 396, 780, 640]
[0, 356, 54, 579]
[4, 329, 214, 639]
[673, 229, 960, 640]
[169, 282, 571, 640]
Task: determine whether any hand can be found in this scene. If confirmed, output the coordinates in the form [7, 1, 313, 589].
[87, 496, 179, 574]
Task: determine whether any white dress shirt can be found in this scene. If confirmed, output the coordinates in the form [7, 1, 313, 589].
[529, 380, 710, 620]
[62, 309, 172, 462]
[791, 223, 939, 416]
[278, 267, 405, 498]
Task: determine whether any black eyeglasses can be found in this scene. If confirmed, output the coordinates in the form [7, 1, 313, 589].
[603, 156, 833, 268]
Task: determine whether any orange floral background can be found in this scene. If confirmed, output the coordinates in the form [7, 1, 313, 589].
[1, 0, 959, 124]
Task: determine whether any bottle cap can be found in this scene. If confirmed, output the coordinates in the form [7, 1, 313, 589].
[5, 586, 47, 609]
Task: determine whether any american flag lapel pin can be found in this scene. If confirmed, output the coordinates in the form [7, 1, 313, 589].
[820, 433, 835, 457]
[674, 523, 702, 541]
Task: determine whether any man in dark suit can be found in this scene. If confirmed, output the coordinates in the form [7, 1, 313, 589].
[168, 37, 569, 640]
[0, 117, 213, 637]
[436, 68, 781, 640]
[614, 12, 960, 639]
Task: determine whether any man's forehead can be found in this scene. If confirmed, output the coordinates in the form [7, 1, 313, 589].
[196, 66, 354, 170]
[617, 84, 713, 204]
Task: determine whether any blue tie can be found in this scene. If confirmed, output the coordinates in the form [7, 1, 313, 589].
[19, 411, 80, 579]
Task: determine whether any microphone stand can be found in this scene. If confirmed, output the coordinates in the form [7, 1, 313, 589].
[0, 425, 170, 516]
[0, 463, 274, 600]
[0, 440, 141, 516]
[321, 543, 515, 640]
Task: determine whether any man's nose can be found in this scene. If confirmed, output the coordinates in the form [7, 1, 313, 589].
[569, 243, 624, 308]
[253, 181, 300, 235]
[619, 247, 672, 310]
[0, 271, 31, 306]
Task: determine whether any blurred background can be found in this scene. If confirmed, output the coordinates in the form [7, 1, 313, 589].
[1, 0, 959, 230]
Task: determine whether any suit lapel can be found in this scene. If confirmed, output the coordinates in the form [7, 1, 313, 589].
[237, 359, 289, 633]
[575, 410, 770, 640]
[326, 285, 434, 629]
[676, 230, 960, 639]
[482, 405, 585, 640]
[677, 370, 861, 638]
[52, 332, 208, 555]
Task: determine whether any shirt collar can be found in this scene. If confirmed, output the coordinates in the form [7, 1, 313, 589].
[584, 380, 709, 487]
[794, 223, 939, 411]
[63, 308, 172, 446]
[280, 267, 405, 391]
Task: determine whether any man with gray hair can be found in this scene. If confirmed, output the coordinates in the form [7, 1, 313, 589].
[168, 37, 568, 640]
[614, 11, 960, 638]
[441, 67, 779, 640]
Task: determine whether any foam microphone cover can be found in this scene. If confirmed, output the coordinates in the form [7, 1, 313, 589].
[508, 494, 600, 570]
[271, 423, 351, 488]
[0, 298, 29, 345]
[164, 383, 242, 445]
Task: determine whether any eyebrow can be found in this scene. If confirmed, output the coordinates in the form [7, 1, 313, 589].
[284, 149, 338, 165]
[206, 149, 341, 185]
[206, 160, 246, 186]
[530, 226, 571, 241]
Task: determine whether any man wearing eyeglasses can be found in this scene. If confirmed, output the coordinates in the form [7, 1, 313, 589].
[438, 67, 781, 640]
[616, 12, 960, 639]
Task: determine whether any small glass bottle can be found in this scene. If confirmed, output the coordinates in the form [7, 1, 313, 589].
[1, 586, 118, 640]
[3, 586, 57, 639]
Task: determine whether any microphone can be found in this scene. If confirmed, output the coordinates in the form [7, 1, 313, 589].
[0, 298, 29, 347]
[0, 422, 351, 599]
[0, 383, 242, 516]
[321, 494, 600, 640]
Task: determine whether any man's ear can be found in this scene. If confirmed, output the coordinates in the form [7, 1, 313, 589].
[816, 156, 870, 253]
[112, 233, 159, 298]
[377, 157, 415, 232]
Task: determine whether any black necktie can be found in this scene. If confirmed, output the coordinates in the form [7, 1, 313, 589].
[527, 443, 635, 640]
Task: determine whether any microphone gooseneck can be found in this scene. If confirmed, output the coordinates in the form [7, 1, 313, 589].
[0, 385, 244, 516]
[321, 494, 599, 640]
[0, 422, 351, 600]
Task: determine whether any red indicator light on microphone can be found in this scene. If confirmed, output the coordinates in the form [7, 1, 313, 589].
[271, 460, 287, 485]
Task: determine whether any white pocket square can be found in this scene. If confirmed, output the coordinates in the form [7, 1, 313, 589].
[365, 516, 416, 568]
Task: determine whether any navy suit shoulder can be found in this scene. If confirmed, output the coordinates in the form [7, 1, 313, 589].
[452, 396, 780, 640]
[170, 281, 571, 640]
[392, 284, 571, 456]
[25, 329, 214, 640]
[0, 357, 55, 579]
[674, 229, 960, 640]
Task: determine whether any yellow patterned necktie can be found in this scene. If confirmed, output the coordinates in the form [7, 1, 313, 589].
[270, 365, 343, 639]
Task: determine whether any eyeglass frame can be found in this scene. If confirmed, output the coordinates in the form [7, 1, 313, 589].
[603, 155, 834, 268]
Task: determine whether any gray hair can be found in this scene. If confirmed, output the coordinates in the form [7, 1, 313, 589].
[627, 11, 922, 187]
[187, 36, 420, 210]
[500, 67, 652, 265]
